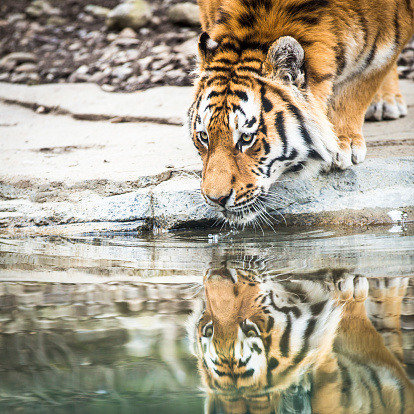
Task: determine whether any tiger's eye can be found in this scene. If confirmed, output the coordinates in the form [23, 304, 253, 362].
[240, 133, 253, 144]
[203, 324, 213, 337]
[246, 329, 258, 338]
[198, 131, 209, 143]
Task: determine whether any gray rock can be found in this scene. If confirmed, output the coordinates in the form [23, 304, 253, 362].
[118, 27, 138, 39]
[25, 0, 61, 18]
[15, 63, 39, 73]
[10, 72, 40, 84]
[47, 16, 67, 26]
[112, 65, 133, 81]
[167, 3, 200, 26]
[0, 52, 37, 67]
[152, 177, 219, 230]
[8, 13, 26, 24]
[173, 36, 198, 58]
[106, 0, 152, 31]
[84, 5, 111, 18]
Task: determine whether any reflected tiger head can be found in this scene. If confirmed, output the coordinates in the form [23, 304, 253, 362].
[189, 267, 340, 411]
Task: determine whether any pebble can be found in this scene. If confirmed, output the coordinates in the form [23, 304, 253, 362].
[0, 52, 37, 65]
[167, 3, 200, 26]
[15, 63, 39, 73]
[84, 5, 111, 18]
[112, 65, 133, 80]
[118, 27, 138, 39]
[106, 0, 152, 31]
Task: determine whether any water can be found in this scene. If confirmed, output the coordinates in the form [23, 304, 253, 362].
[0, 225, 413, 414]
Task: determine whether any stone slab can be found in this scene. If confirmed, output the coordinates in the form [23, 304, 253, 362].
[0, 81, 193, 124]
[0, 102, 201, 185]
[0, 79, 414, 235]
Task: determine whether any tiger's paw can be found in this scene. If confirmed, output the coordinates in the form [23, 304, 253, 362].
[333, 148, 352, 170]
[368, 277, 408, 302]
[334, 139, 366, 169]
[351, 141, 367, 164]
[365, 94, 407, 122]
[331, 275, 369, 303]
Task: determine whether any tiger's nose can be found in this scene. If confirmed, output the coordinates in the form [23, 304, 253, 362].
[207, 194, 230, 207]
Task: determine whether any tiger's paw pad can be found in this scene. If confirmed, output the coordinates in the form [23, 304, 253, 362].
[335, 276, 369, 303]
[365, 97, 407, 122]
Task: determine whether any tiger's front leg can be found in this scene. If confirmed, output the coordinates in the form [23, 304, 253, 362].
[365, 64, 407, 121]
[328, 62, 399, 169]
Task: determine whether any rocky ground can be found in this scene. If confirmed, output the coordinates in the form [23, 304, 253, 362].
[0, 0, 200, 92]
[1, 0, 414, 92]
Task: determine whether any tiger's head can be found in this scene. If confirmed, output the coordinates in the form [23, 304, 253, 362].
[189, 267, 341, 412]
[188, 34, 339, 225]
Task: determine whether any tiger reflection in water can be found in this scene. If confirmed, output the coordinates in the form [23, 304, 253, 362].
[188, 268, 414, 414]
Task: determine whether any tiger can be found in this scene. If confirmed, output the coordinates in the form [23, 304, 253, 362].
[187, 0, 414, 225]
[188, 268, 414, 413]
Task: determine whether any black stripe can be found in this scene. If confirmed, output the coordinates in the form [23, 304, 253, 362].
[236, 65, 261, 74]
[251, 343, 262, 354]
[206, 75, 230, 86]
[362, 32, 380, 70]
[366, 365, 386, 408]
[263, 139, 270, 155]
[207, 65, 231, 72]
[214, 58, 234, 65]
[244, 116, 257, 128]
[293, 318, 316, 364]
[266, 316, 274, 332]
[405, 0, 414, 18]
[308, 148, 324, 161]
[265, 148, 298, 177]
[234, 90, 248, 101]
[361, 377, 375, 414]
[238, 355, 252, 368]
[215, 7, 231, 25]
[310, 300, 328, 316]
[292, 15, 320, 25]
[241, 368, 255, 378]
[280, 314, 291, 357]
[207, 90, 221, 100]
[275, 111, 288, 156]
[398, 380, 405, 414]
[338, 360, 352, 408]
[238, 12, 257, 28]
[311, 72, 334, 83]
[241, 56, 263, 64]
[335, 41, 347, 77]
[261, 86, 273, 112]
[286, 104, 313, 145]
[267, 357, 279, 385]
[393, 5, 401, 48]
[285, 0, 329, 16]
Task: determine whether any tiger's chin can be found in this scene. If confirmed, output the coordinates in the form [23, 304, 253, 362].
[220, 194, 271, 227]
[222, 209, 259, 227]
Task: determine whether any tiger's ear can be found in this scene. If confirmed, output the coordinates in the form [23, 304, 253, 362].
[264, 36, 306, 87]
[198, 32, 219, 67]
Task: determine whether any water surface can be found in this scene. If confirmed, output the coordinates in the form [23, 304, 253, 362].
[0, 225, 413, 413]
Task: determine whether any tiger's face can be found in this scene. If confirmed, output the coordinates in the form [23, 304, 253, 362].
[188, 34, 338, 225]
[193, 268, 339, 401]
